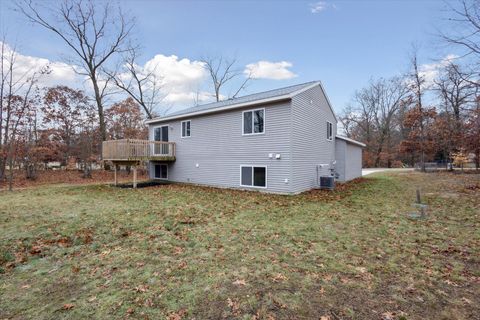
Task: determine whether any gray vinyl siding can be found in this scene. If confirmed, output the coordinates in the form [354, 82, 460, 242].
[335, 138, 362, 182]
[149, 101, 292, 194]
[345, 143, 362, 181]
[290, 85, 337, 193]
[335, 139, 347, 182]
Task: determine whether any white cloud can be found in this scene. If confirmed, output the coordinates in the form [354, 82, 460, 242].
[419, 54, 458, 88]
[244, 61, 297, 80]
[3, 43, 213, 108]
[1, 41, 86, 91]
[310, 1, 336, 13]
[141, 54, 210, 105]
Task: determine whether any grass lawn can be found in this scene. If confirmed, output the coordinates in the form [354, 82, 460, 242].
[0, 172, 479, 319]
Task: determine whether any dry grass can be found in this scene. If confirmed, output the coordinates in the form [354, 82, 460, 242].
[0, 172, 479, 319]
[0, 169, 148, 190]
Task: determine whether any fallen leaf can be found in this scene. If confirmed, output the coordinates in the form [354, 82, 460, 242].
[134, 285, 149, 293]
[355, 266, 367, 273]
[272, 273, 288, 282]
[62, 304, 75, 310]
[168, 309, 187, 320]
[381, 311, 395, 320]
[232, 279, 247, 286]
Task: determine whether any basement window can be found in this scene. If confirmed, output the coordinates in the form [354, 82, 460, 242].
[154, 164, 168, 179]
[240, 165, 267, 188]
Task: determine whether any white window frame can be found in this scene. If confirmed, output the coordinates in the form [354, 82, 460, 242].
[242, 108, 265, 136]
[239, 165, 267, 189]
[153, 164, 168, 180]
[181, 120, 191, 138]
[326, 121, 333, 141]
[151, 124, 170, 156]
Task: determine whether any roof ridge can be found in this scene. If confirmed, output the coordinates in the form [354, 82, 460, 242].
[146, 80, 322, 123]
[189, 80, 318, 110]
[222, 80, 317, 101]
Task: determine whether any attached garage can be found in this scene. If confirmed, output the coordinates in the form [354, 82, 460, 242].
[335, 136, 366, 182]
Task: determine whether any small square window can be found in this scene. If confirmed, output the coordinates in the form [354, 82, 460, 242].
[243, 109, 264, 135]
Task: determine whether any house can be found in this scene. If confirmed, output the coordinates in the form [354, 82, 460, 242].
[102, 81, 365, 193]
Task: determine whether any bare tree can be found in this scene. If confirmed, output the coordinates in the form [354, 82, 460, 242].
[1, 38, 46, 185]
[408, 50, 428, 171]
[110, 49, 165, 119]
[441, 0, 480, 84]
[201, 55, 251, 102]
[17, 0, 135, 145]
[341, 76, 410, 167]
[435, 63, 476, 121]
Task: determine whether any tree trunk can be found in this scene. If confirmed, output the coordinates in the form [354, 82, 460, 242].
[8, 151, 14, 191]
[475, 149, 480, 171]
[83, 163, 92, 179]
[25, 163, 37, 180]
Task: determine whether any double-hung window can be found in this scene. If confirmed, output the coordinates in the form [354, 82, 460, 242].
[240, 166, 267, 188]
[326, 121, 333, 141]
[243, 108, 264, 135]
[181, 120, 191, 138]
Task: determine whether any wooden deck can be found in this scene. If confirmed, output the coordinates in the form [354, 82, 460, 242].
[102, 139, 176, 188]
[102, 139, 176, 162]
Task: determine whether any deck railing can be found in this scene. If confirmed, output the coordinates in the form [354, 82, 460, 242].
[102, 139, 176, 161]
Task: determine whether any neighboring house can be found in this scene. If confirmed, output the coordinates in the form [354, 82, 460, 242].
[139, 81, 365, 194]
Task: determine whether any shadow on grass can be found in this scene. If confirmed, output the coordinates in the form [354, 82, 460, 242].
[113, 180, 173, 189]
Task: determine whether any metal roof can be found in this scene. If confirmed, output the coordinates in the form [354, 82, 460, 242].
[146, 81, 320, 123]
[335, 135, 367, 147]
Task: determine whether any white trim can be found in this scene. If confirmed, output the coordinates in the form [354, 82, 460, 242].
[239, 165, 268, 189]
[326, 121, 333, 141]
[180, 120, 191, 138]
[151, 124, 169, 156]
[287, 81, 320, 98]
[242, 108, 265, 136]
[153, 163, 168, 180]
[335, 135, 366, 147]
[316, 81, 338, 122]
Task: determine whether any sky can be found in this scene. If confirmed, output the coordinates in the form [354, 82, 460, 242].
[0, 0, 464, 115]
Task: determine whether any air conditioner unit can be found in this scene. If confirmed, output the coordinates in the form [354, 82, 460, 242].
[319, 176, 335, 190]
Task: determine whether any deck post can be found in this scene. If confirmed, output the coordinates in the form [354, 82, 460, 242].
[114, 164, 118, 186]
[133, 165, 137, 189]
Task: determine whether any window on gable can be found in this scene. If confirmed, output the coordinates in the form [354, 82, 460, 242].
[243, 109, 264, 135]
[181, 120, 191, 137]
[326, 121, 333, 141]
[240, 165, 266, 188]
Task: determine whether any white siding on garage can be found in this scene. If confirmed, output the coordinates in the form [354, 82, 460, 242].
[149, 100, 293, 194]
[290, 85, 337, 193]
